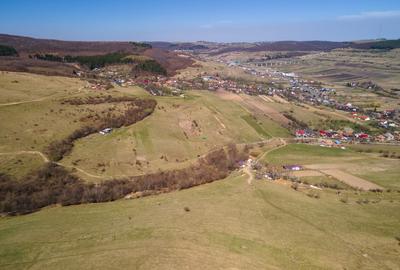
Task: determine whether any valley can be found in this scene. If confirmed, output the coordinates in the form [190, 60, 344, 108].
[0, 34, 399, 269]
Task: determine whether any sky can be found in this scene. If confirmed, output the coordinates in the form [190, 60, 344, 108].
[1, 0, 400, 42]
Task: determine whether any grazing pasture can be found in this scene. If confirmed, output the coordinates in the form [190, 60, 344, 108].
[0, 172, 399, 270]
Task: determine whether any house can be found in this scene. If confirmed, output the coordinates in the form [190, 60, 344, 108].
[356, 133, 369, 140]
[359, 115, 370, 121]
[295, 129, 306, 137]
[283, 165, 302, 171]
[319, 130, 327, 137]
[384, 132, 395, 141]
[99, 128, 112, 135]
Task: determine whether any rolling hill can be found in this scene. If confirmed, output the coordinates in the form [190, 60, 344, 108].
[0, 34, 194, 76]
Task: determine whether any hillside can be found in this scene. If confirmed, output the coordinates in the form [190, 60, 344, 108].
[0, 34, 193, 76]
[201, 40, 400, 55]
[0, 171, 399, 269]
[0, 34, 147, 56]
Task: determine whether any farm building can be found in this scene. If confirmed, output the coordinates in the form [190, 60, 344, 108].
[283, 165, 303, 171]
[99, 128, 113, 135]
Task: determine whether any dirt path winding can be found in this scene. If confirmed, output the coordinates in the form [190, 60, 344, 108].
[0, 150, 106, 180]
[0, 150, 49, 162]
[0, 86, 85, 107]
[256, 138, 287, 162]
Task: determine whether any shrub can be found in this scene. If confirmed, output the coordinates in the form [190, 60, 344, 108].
[0, 44, 18, 56]
[291, 183, 299, 191]
[130, 42, 152, 49]
[307, 191, 320, 199]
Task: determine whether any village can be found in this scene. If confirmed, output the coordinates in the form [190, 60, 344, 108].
[75, 53, 400, 145]
[209, 54, 400, 144]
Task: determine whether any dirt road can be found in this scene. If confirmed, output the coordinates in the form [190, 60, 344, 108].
[0, 150, 49, 162]
[256, 138, 287, 161]
[0, 97, 52, 107]
[0, 86, 85, 107]
[243, 166, 254, 185]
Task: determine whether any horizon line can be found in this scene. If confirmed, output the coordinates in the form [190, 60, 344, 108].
[1, 32, 398, 44]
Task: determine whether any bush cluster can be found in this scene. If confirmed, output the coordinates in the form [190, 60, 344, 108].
[0, 44, 18, 56]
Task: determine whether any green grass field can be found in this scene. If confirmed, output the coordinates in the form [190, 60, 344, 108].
[0, 172, 399, 270]
[264, 143, 400, 190]
[349, 144, 400, 155]
[240, 115, 272, 138]
[0, 154, 44, 180]
[357, 168, 400, 190]
[264, 144, 356, 164]
[0, 71, 84, 104]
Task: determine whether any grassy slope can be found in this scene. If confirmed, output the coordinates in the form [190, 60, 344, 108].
[62, 90, 290, 181]
[0, 173, 399, 270]
[0, 72, 87, 153]
[0, 71, 84, 104]
[0, 154, 44, 180]
[0, 72, 290, 181]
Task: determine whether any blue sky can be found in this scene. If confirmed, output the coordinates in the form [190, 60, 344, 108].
[1, 0, 399, 42]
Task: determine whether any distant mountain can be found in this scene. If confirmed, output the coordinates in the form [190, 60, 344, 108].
[207, 39, 400, 55]
[0, 34, 147, 56]
[351, 39, 400, 50]
[149, 41, 209, 51]
[0, 34, 194, 76]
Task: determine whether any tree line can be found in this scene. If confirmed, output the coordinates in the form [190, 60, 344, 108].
[32, 52, 166, 74]
[0, 144, 248, 215]
[0, 44, 18, 56]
